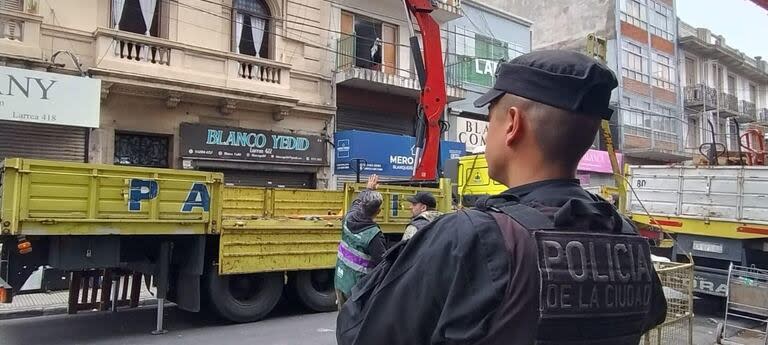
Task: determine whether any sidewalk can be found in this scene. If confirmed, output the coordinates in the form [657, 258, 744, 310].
[0, 288, 156, 320]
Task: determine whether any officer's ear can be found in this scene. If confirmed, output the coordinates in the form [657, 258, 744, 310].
[505, 105, 526, 147]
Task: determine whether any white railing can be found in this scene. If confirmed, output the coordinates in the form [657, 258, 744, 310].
[112, 35, 172, 66]
[0, 12, 23, 41]
[95, 29, 290, 88]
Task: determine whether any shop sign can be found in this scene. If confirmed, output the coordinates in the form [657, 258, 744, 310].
[577, 149, 624, 174]
[0, 66, 100, 128]
[334, 130, 465, 177]
[455, 117, 488, 152]
[180, 123, 326, 165]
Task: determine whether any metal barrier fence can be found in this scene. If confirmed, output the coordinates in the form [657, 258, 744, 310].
[640, 261, 695, 345]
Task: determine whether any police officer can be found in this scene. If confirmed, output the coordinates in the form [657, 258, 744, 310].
[402, 192, 442, 241]
[337, 50, 667, 345]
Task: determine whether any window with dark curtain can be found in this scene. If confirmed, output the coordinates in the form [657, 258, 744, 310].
[234, 0, 270, 58]
[118, 0, 160, 37]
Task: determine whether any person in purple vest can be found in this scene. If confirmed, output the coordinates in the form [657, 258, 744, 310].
[334, 174, 386, 308]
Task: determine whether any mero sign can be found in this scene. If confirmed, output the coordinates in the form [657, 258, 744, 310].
[0, 66, 100, 128]
[127, 179, 210, 213]
[536, 232, 654, 318]
[180, 123, 325, 165]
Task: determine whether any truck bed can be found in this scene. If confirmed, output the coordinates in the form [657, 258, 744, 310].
[1, 158, 452, 275]
[628, 165, 768, 239]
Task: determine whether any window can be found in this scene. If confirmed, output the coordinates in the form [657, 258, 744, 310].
[684, 57, 696, 86]
[233, 0, 270, 58]
[727, 75, 737, 95]
[649, 1, 674, 40]
[450, 28, 524, 87]
[621, 41, 649, 83]
[653, 53, 675, 91]
[0, 0, 23, 11]
[749, 83, 757, 103]
[621, 0, 648, 29]
[112, 0, 160, 37]
[339, 11, 397, 74]
[114, 132, 170, 168]
[687, 117, 700, 147]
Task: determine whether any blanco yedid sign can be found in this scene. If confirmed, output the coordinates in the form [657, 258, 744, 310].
[0, 66, 100, 128]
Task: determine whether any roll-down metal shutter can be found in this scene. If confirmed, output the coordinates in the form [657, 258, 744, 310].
[209, 169, 316, 189]
[0, 120, 87, 162]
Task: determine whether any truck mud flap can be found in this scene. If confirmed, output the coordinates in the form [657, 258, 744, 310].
[0, 277, 12, 303]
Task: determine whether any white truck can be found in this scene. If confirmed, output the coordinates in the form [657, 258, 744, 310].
[627, 165, 768, 296]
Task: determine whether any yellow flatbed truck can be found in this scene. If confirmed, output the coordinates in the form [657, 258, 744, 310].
[0, 158, 450, 329]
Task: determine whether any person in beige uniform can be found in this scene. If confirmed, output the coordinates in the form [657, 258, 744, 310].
[401, 192, 442, 241]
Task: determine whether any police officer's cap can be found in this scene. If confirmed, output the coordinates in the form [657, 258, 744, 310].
[473, 50, 618, 120]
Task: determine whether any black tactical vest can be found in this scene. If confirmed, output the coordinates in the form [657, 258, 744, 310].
[487, 202, 658, 345]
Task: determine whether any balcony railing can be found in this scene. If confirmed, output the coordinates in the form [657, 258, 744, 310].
[719, 92, 740, 115]
[684, 84, 717, 108]
[94, 28, 290, 91]
[739, 100, 757, 121]
[335, 35, 462, 89]
[0, 11, 24, 41]
[0, 9, 42, 59]
[758, 108, 768, 124]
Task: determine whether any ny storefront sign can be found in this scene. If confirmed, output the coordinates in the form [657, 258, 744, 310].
[0, 66, 100, 128]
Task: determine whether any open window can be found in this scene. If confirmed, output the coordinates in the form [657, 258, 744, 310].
[339, 11, 396, 74]
[233, 0, 270, 59]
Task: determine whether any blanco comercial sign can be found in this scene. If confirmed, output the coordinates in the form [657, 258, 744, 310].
[0, 66, 100, 128]
[455, 116, 488, 152]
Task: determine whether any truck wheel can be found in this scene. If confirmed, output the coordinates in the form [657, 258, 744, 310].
[290, 269, 337, 312]
[205, 271, 284, 323]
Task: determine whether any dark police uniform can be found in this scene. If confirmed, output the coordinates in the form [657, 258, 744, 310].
[336, 50, 667, 345]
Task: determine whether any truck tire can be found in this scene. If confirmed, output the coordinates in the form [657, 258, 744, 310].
[205, 270, 284, 323]
[290, 269, 336, 312]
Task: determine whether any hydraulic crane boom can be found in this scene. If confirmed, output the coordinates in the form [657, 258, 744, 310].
[403, 0, 447, 181]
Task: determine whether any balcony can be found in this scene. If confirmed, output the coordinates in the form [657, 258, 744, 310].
[431, 0, 463, 23]
[334, 36, 465, 102]
[757, 108, 768, 124]
[622, 126, 691, 162]
[679, 26, 768, 84]
[719, 92, 740, 117]
[737, 100, 757, 123]
[0, 8, 43, 60]
[684, 84, 717, 113]
[90, 28, 297, 114]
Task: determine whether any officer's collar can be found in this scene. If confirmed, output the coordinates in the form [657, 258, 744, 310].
[503, 179, 581, 198]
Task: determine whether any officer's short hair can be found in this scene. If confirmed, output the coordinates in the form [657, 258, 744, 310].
[512, 95, 601, 171]
[359, 190, 383, 219]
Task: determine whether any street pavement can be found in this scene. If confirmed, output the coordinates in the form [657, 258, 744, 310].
[0, 294, 766, 345]
[0, 302, 338, 345]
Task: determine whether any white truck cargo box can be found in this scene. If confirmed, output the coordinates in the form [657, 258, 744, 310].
[628, 165, 768, 224]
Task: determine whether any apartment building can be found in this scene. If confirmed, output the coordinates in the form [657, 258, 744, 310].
[1, 0, 335, 188]
[329, 0, 466, 185]
[678, 21, 768, 153]
[489, 0, 690, 165]
[443, 0, 531, 153]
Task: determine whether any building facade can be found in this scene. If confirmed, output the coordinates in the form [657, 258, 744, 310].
[443, 0, 531, 153]
[678, 21, 768, 155]
[328, 0, 466, 186]
[490, 0, 690, 165]
[1, 0, 336, 188]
